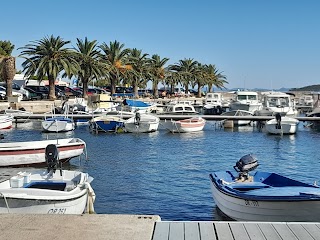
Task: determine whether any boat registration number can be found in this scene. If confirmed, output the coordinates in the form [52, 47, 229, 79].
[47, 208, 66, 214]
[244, 200, 259, 207]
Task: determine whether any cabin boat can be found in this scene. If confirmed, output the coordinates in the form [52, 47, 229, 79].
[255, 92, 298, 117]
[0, 144, 95, 214]
[229, 91, 262, 113]
[221, 110, 253, 127]
[210, 154, 320, 222]
[162, 103, 198, 115]
[162, 117, 206, 133]
[203, 93, 225, 115]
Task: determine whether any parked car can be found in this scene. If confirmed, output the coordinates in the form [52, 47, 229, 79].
[25, 85, 65, 99]
[24, 87, 47, 100]
[0, 82, 30, 100]
[0, 86, 24, 101]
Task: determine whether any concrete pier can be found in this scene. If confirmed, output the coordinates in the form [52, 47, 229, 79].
[0, 214, 160, 240]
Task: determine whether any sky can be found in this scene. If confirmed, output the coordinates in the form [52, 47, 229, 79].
[2, 0, 320, 90]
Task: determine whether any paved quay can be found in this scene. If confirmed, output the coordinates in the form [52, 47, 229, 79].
[0, 214, 160, 240]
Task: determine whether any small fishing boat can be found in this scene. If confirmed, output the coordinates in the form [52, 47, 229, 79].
[265, 113, 299, 134]
[89, 115, 125, 133]
[124, 112, 160, 133]
[210, 154, 320, 222]
[162, 117, 206, 133]
[42, 104, 75, 132]
[0, 144, 95, 214]
[0, 138, 86, 167]
[0, 115, 13, 129]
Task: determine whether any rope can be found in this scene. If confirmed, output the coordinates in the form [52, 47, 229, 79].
[0, 193, 10, 213]
[84, 182, 96, 214]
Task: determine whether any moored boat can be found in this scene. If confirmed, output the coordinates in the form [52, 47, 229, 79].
[0, 138, 86, 167]
[0, 115, 13, 130]
[0, 144, 95, 214]
[124, 112, 160, 133]
[210, 154, 320, 222]
[89, 115, 125, 133]
[265, 113, 299, 134]
[162, 117, 206, 133]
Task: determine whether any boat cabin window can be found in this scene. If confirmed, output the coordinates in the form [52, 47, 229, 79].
[248, 95, 257, 100]
[185, 107, 194, 111]
[175, 107, 183, 111]
[237, 95, 248, 101]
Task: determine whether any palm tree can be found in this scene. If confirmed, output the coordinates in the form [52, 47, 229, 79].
[74, 37, 106, 99]
[126, 48, 151, 98]
[19, 35, 78, 100]
[203, 64, 228, 92]
[99, 40, 131, 94]
[0, 40, 15, 98]
[169, 58, 199, 94]
[149, 54, 169, 98]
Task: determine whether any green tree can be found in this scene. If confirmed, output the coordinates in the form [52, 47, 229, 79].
[74, 37, 106, 99]
[99, 40, 131, 94]
[169, 58, 199, 94]
[19, 35, 78, 100]
[126, 48, 151, 98]
[149, 54, 169, 97]
[0, 40, 16, 98]
[203, 64, 227, 92]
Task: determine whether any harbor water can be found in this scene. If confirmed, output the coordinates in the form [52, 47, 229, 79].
[1, 119, 320, 221]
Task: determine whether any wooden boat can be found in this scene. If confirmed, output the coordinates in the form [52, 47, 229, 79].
[210, 154, 320, 221]
[0, 138, 86, 167]
[162, 117, 206, 133]
[124, 113, 160, 133]
[0, 115, 13, 129]
[89, 115, 125, 133]
[0, 144, 95, 214]
[265, 114, 299, 134]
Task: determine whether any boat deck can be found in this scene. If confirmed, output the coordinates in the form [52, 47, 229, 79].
[152, 221, 320, 240]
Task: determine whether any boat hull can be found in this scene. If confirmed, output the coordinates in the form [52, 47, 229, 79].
[0, 116, 13, 129]
[265, 117, 299, 134]
[0, 138, 85, 167]
[163, 117, 206, 133]
[42, 118, 75, 132]
[125, 114, 160, 133]
[210, 180, 320, 222]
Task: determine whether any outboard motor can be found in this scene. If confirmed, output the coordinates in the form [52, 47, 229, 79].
[134, 111, 141, 126]
[234, 154, 259, 181]
[275, 113, 282, 129]
[45, 144, 62, 176]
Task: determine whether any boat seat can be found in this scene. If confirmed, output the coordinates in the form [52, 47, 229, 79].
[24, 181, 67, 191]
[226, 182, 270, 192]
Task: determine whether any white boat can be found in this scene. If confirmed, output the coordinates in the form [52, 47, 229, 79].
[229, 91, 262, 113]
[0, 138, 86, 167]
[255, 92, 298, 117]
[0, 144, 95, 214]
[203, 93, 225, 115]
[1, 108, 33, 123]
[265, 114, 299, 134]
[162, 103, 198, 115]
[42, 103, 75, 132]
[162, 117, 206, 133]
[221, 110, 253, 127]
[124, 113, 160, 133]
[0, 115, 13, 129]
[210, 154, 320, 222]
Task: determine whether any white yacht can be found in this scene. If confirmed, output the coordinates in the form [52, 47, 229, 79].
[255, 92, 298, 117]
[229, 91, 262, 113]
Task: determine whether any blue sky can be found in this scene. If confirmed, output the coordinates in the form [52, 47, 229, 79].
[2, 0, 320, 89]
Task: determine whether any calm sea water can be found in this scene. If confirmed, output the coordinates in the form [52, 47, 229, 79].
[1, 119, 320, 221]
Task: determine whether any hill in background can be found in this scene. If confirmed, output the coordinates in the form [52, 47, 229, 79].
[290, 84, 320, 91]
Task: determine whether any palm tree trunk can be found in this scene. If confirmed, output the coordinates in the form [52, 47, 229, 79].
[2, 56, 16, 98]
[48, 76, 56, 100]
[82, 77, 88, 99]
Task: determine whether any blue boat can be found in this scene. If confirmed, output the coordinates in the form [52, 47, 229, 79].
[89, 116, 125, 133]
[210, 154, 320, 222]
